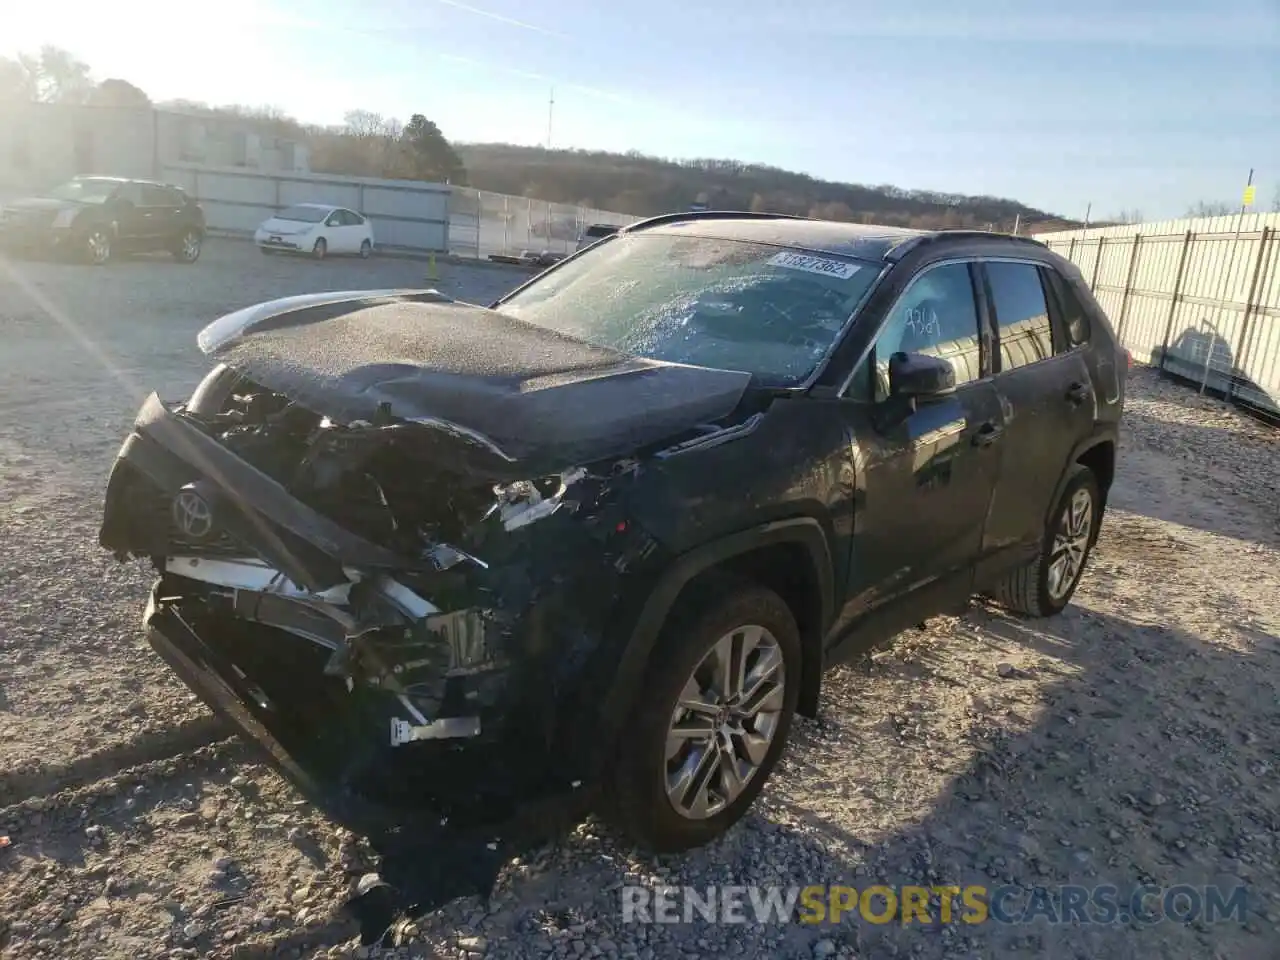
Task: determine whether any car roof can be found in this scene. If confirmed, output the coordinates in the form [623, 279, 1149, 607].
[73, 175, 173, 187]
[622, 211, 1048, 263]
[284, 202, 338, 211]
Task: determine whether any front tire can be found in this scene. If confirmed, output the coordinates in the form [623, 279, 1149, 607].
[607, 580, 801, 852]
[84, 227, 112, 265]
[989, 464, 1102, 617]
[359, 239, 372, 259]
[172, 230, 202, 264]
[311, 237, 327, 260]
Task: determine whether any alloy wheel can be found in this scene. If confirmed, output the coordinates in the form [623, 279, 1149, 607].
[87, 230, 110, 265]
[1047, 487, 1093, 601]
[180, 231, 201, 262]
[664, 624, 786, 820]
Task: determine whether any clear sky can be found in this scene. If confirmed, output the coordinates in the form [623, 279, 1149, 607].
[6, 0, 1278, 220]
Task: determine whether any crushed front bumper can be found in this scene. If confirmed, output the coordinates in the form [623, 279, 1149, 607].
[103, 392, 623, 832]
[142, 582, 586, 836]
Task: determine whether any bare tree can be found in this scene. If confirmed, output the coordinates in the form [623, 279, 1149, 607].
[0, 56, 36, 101]
[1107, 209, 1145, 225]
[19, 45, 93, 103]
[1187, 200, 1235, 218]
[342, 110, 401, 140]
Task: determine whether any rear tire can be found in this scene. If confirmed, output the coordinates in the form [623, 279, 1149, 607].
[311, 237, 327, 260]
[989, 464, 1101, 617]
[359, 239, 372, 259]
[172, 230, 202, 264]
[606, 579, 800, 853]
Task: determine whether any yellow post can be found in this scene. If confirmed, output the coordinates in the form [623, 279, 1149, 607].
[428, 252, 438, 282]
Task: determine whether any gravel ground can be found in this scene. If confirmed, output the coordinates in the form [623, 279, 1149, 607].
[1, 243, 1277, 959]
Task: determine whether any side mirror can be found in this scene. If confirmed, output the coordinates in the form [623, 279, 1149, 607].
[888, 351, 955, 400]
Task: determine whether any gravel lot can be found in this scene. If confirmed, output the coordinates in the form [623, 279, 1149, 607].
[1, 240, 1277, 960]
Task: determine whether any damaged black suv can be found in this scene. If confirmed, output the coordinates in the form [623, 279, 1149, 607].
[100, 212, 1125, 852]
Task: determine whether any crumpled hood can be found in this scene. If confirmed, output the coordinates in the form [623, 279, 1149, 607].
[199, 290, 752, 469]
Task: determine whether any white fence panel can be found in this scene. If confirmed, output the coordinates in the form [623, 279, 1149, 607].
[448, 188, 639, 259]
[1036, 214, 1280, 417]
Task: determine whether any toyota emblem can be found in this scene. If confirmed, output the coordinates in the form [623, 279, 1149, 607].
[172, 488, 214, 539]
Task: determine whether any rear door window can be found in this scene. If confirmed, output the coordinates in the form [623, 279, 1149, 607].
[140, 184, 173, 207]
[985, 261, 1054, 372]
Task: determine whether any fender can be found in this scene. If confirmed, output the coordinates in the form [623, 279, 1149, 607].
[593, 516, 835, 763]
[1047, 427, 1119, 527]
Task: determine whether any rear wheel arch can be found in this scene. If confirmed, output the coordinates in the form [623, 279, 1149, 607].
[1075, 439, 1115, 498]
[601, 518, 834, 746]
[1046, 432, 1117, 528]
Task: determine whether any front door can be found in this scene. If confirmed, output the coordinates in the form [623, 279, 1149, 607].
[110, 182, 149, 248]
[976, 260, 1097, 579]
[323, 210, 349, 253]
[832, 260, 1006, 657]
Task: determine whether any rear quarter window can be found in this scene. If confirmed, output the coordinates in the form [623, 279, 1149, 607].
[1044, 268, 1092, 347]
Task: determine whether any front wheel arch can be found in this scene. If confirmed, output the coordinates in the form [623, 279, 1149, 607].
[596, 518, 834, 766]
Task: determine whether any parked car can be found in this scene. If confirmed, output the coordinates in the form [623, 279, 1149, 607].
[254, 203, 374, 259]
[0, 176, 205, 265]
[518, 248, 567, 267]
[98, 212, 1125, 852]
[576, 223, 619, 251]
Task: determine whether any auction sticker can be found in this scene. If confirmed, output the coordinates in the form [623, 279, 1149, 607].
[766, 251, 861, 279]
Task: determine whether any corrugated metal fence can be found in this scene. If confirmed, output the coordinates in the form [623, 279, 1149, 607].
[1033, 213, 1280, 417]
[448, 188, 639, 259]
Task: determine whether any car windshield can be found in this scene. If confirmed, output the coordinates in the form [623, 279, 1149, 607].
[496, 232, 881, 386]
[45, 178, 119, 203]
[275, 205, 329, 222]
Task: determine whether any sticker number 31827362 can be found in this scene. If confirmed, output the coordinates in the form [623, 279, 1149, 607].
[766, 251, 861, 280]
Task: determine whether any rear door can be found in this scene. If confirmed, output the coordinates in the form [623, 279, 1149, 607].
[111, 182, 149, 247]
[138, 184, 179, 249]
[976, 259, 1097, 580]
[833, 259, 1007, 651]
[342, 209, 370, 250]
[159, 185, 196, 241]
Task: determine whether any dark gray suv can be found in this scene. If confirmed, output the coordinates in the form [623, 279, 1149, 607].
[99, 212, 1125, 852]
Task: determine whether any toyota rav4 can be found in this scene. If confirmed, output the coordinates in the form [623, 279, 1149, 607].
[99, 212, 1125, 852]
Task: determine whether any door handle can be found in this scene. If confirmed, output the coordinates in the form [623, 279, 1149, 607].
[972, 421, 1004, 447]
[1066, 381, 1091, 405]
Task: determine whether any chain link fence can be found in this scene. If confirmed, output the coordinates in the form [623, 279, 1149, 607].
[449, 188, 639, 260]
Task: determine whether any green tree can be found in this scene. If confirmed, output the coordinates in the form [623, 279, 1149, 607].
[401, 114, 466, 184]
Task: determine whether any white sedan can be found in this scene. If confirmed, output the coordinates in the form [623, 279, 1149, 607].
[254, 203, 375, 259]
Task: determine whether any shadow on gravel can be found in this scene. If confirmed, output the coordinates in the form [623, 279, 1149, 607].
[762, 601, 1278, 959]
[326, 604, 1276, 956]
[1116, 412, 1279, 547]
[0, 714, 229, 807]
